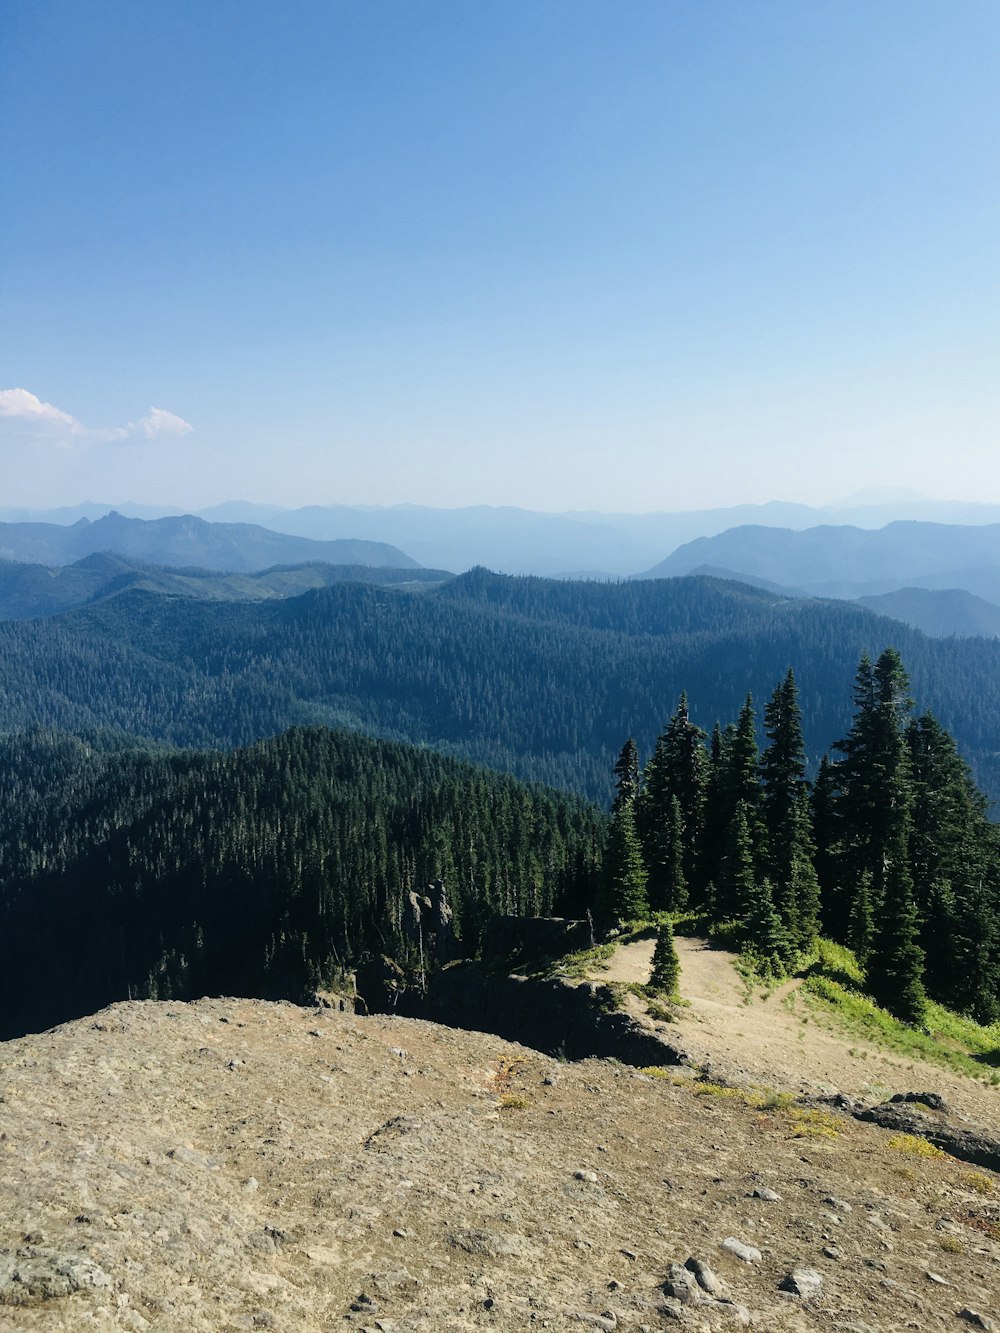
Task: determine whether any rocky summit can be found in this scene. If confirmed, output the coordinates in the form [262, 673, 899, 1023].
[1, 997, 998, 1332]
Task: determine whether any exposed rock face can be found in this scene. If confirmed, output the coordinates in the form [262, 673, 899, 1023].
[0, 997, 998, 1331]
[402, 879, 456, 967]
[854, 1100, 1000, 1172]
[481, 915, 594, 963]
[416, 964, 687, 1065]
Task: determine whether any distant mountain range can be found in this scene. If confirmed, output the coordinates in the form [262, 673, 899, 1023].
[8, 494, 1000, 577]
[854, 587, 1000, 640]
[0, 512, 418, 573]
[643, 521, 1000, 605]
[0, 552, 449, 620]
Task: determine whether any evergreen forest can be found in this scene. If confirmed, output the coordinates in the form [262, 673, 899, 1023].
[604, 651, 1000, 1027]
[4, 568, 1000, 804]
[0, 727, 603, 1040]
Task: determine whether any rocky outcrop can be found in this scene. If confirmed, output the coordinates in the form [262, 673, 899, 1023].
[415, 963, 687, 1066]
[481, 915, 594, 963]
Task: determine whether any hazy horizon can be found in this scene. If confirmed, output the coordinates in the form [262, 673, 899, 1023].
[2, 2, 998, 512]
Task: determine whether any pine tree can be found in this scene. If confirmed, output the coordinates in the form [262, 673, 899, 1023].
[787, 792, 821, 955]
[811, 754, 844, 937]
[612, 738, 640, 812]
[835, 648, 914, 902]
[638, 694, 708, 904]
[866, 841, 927, 1026]
[848, 872, 874, 966]
[604, 800, 649, 923]
[743, 878, 792, 975]
[717, 800, 757, 921]
[760, 669, 814, 946]
[700, 723, 727, 896]
[648, 918, 681, 997]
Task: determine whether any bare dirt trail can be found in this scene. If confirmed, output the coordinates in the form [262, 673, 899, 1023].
[588, 935, 1000, 1129]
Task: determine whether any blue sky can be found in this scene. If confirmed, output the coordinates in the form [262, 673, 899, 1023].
[1, 0, 997, 511]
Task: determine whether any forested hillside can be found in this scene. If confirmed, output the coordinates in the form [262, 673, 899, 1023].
[0, 727, 603, 1039]
[3, 569, 1000, 803]
[0, 552, 449, 620]
[605, 653, 1000, 1025]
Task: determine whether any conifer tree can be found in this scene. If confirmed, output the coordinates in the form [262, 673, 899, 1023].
[760, 669, 812, 934]
[835, 648, 914, 901]
[717, 800, 757, 921]
[811, 754, 844, 936]
[786, 792, 821, 954]
[612, 738, 640, 812]
[638, 694, 708, 904]
[848, 872, 874, 966]
[648, 918, 681, 997]
[700, 723, 727, 895]
[866, 839, 927, 1026]
[604, 799, 649, 923]
[743, 878, 792, 974]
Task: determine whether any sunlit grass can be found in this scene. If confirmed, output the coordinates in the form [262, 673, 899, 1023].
[802, 939, 1000, 1083]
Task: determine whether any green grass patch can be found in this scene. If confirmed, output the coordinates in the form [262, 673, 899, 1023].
[802, 939, 1000, 1082]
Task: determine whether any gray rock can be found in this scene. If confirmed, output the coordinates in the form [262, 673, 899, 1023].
[684, 1256, 726, 1297]
[167, 1144, 218, 1170]
[447, 1228, 531, 1259]
[779, 1267, 823, 1299]
[889, 1091, 948, 1112]
[574, 1170, 599, 1183]
[0, 1246, 112, 1306]
[663, 1263, 702, 1304]
[823, 1195, 852, 1213]
[822, 1245, 842, 1260]
[719, 1238, 761, 1264]
[573, 1315, 617, 1330]
[750, 1187, 781, 1201]
[925, 1271, 948, 1285]
[959, 1312, 999, 1333]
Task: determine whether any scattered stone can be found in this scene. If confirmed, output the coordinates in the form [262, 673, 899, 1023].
[925, 1272, 948, 1285]
[573, 1314, 617, 1330]
[620, 1247, 637, 1261]
[822, 1245, 842, 1260]
[388, 1047, 408, 1059]
[684, 1257, 726, 1297]
[447, 1228, 531, 1259]
[167, 1144, 218, 1170]
[543, 1074, 559, 1085]
[750, 1187, 781, 1201]
[243, 1176, 259, 1192]
[958, 1312, 999, 1333]
[664, 1263, 702, 1304]
[574, 1170, 599, 1183]
[779, 1267, 823, 1299]
[823, 1195, 852, 1213]
[0, 1246, 112, 1306]
[719, 1238, 761, 1264]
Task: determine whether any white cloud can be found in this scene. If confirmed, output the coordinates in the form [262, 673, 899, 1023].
[0, 387, 87, 435]
[0, 388, 192, 444]
[132, 406, 193, 440]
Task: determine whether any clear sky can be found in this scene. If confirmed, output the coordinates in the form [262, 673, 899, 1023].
[1, 0, 997, 512]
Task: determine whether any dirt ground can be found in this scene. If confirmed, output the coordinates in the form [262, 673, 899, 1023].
[592, 935, 1000, 1131]
[1, 985, 999, 1332]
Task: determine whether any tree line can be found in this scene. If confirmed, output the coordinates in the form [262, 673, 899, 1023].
[604, 649, 1000, 1026]
[0, 726, 603, 1039]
